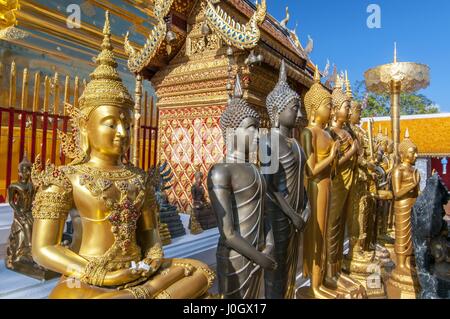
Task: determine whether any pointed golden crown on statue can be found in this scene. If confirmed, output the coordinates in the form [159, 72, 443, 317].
[59, 11, 134, 164]
[79, 11, 133, 118]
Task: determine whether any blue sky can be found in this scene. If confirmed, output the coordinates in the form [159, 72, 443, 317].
[266, 0, 450, 112]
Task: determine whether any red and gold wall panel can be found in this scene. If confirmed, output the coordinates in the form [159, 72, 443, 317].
[158, 105, 226, 211]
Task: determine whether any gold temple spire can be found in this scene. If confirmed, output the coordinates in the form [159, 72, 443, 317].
[394, 42, 397, 63]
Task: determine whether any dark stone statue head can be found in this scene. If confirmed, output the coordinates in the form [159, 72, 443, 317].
[18, 153, 32, 183]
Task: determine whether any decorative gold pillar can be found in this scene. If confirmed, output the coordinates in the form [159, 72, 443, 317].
[390, 80, 401, 164]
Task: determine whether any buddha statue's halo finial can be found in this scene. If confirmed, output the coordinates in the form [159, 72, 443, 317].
[313, 64, 321, 83]
[220, 74, 260, 142]
[78, 10, 134, 118]
[331, 72, 350, 111]
[304, 65, 331, 120]
[399, 127, 417, 154]
[279, 59, 287, 83]
[266, 59, 300, 126]
[19, 151, 32, 170]
[345, 70, 353, 99]
[233, 73, 243, 99]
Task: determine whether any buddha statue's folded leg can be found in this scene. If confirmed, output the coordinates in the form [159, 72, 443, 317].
[148, 258, 213, 299]
[49, 276, 131, 299]
[50, 259, 213, 299]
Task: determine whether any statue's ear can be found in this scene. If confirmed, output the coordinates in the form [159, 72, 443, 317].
[310, 109, 316, 123]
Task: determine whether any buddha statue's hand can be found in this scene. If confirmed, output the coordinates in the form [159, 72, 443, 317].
[291, 212, 307, 232]
[102, 268, 144, 287]
[352, 139, 360, 153]
[331, 140, 340, 158]
[413, 170, 421, 186]
[297, 203, 311, 232]
[257, 253, 278, 271]
[138, 257, 163, 277]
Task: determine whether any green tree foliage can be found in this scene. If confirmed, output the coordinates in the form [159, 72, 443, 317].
[352, 81, 439, 117]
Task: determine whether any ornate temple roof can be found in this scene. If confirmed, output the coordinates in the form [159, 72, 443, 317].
[131, 0, 314, 85]
[362, 113, 450, 157]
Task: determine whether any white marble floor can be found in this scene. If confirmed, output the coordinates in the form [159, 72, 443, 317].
[0, 214, 220, 299]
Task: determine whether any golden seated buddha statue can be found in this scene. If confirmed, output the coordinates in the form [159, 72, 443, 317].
[30, 12, 214, 299]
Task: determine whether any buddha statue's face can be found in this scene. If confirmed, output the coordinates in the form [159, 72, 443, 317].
[18, 164, 31, 183]
[334, 101, 350, 123]
[279, 98, 301, 129]
[235, 117, 259, 154]
[313, 98, 331, 125]
[85, 105, 132, 158]
[349, 108, 361, 125]
[195, 173, 203, 185]
[387, 142, 394, 154]
[380, 140, 388, 153]
[401, 146, 418, 165]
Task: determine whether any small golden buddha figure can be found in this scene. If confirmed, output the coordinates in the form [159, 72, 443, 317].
[298, 66, 341, 299]
[324, 74, 365, 297]
[376, 133, 396, 247]
[386, 129, 421, 299]
[30, 12, 214, 299]
[343, 81, 388, 297]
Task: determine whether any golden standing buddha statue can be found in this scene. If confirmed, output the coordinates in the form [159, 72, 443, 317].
[342, 80, 389, 297]
[325, 74, 365, 298]
[299, 66, 341, 299]
[386, 129, 421, 299]
[376, 129, 396, 245]
[30, 12, 214, 299]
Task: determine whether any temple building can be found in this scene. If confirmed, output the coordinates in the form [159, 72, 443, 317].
[0, 1, 317, 210]
[134, 0, 316, 210]
[363, 113, 450, 190]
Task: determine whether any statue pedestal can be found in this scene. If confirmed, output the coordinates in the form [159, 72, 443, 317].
[5, 261, 60, 281]
[342, 253, 387, 299]
[385, 267, 420, 299]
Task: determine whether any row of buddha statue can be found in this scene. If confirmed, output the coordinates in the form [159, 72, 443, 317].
[206, 59, 426, 299]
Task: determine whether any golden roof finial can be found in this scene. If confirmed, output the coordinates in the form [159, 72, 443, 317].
[314, 64, 321, 83]
[280, 6, 290, 29]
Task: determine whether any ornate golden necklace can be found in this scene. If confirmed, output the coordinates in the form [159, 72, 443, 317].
[68, 163, 147, 272]
[75, 163, 140, 180]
